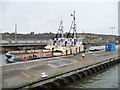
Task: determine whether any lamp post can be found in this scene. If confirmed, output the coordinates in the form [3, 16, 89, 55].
[110, 27, 115, 35]
[15, 24, 17, 43]
[110, 27, 115, 43]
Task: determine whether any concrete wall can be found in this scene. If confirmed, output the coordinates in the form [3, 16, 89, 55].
[37, 58, 120, 89]
[15, 57, 120, 89]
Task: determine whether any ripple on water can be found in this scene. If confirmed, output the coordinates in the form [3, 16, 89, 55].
[64, 64, 119, 88]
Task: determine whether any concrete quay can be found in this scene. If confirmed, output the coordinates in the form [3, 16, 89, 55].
[1, 50, 119, 89]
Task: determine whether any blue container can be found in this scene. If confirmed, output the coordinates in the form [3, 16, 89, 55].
[105, 43, 116, 51]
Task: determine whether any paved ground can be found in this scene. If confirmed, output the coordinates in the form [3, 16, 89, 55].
[1, 50, 119, 88]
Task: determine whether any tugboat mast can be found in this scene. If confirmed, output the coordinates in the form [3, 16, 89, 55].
[54, 20, 64, 45]
[68, 11, 77, 39]
[55, 20, 63, 39]
[58, 20, 63, 38]
[72, 11, 76, 39]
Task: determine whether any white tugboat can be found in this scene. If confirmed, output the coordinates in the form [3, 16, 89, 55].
[44, 11, 84, 56]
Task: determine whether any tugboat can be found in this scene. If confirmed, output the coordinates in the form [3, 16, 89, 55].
[5, 11, 85, 63]
[5, 49, 53, 63]
[44, 11, 84, 56]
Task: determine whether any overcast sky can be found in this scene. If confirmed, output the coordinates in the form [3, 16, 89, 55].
[1, 0, 119, 35]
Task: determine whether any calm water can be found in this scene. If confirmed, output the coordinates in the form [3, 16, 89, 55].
[64, 64, 120, 88]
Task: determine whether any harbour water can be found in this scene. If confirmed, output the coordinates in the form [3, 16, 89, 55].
[64, 64, 119, 88]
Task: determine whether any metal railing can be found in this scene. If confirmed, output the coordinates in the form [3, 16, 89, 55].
[1, 40, 49, 45]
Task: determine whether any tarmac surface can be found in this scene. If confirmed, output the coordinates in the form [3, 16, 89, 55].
[1, 50, 119, 88]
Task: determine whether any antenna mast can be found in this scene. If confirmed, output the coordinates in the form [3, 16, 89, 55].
[68, 11, 76, 38]
[73, 11, 76, 39]
[15, 24, 17, 43]
[58, 20, 63, 38]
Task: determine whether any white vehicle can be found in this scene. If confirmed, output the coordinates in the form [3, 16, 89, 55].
[41, 72, 48, 78]
[82, 53, 85, 58]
